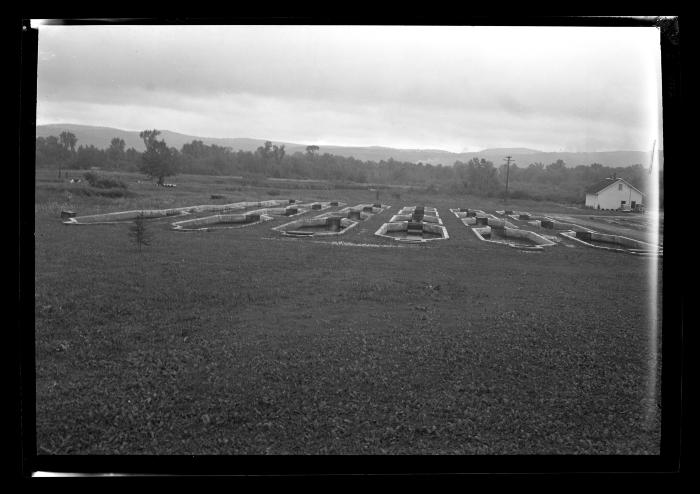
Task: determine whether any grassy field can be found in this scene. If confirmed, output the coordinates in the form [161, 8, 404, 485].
[34, 169, 662, 455]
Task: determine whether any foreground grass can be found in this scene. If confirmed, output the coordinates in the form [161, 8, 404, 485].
[33, 171, 662, 455]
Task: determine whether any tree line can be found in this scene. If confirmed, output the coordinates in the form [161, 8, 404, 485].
[36, 130, 659, 203]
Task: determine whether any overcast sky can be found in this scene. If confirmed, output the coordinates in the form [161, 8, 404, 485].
[34, 24, 663, 153]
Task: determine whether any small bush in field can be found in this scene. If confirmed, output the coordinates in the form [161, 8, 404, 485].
[128, 214, 152, 252]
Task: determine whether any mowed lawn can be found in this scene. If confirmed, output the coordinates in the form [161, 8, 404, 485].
[34, 171, 662, 455]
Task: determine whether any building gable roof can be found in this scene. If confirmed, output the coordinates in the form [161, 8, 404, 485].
[585, 177, 645, 196]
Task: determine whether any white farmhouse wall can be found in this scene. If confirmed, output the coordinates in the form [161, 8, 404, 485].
[587, 181, 644, 209]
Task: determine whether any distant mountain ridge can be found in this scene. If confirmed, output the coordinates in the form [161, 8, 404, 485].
[478, 147, 543, 155]
[36, 123, 660, 168]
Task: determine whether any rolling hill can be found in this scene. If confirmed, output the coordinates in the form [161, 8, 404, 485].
[36, 123, 659, 168]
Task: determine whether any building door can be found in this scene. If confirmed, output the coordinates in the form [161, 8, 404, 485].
[631, 201, 636, 208]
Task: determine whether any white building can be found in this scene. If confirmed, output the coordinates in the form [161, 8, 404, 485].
[584, 176, 644, 210]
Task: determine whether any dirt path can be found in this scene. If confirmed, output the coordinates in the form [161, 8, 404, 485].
[438, 207, 479, 246]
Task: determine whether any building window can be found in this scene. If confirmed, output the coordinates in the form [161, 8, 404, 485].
[619, 183, 623, 191]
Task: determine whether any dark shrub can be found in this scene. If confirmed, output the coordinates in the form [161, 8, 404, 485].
[83, 172, 127, 189]
[82, 171, 98, 185]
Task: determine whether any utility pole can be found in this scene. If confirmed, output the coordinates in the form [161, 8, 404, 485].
[503, 156, 514, 203]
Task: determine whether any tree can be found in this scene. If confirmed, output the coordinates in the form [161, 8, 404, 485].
[305, 145, 320, 157]
[36, 135, 70, 169]
[138, 129, 177, 185]
[108, 137, 126, 163]
[461, 157, 500, 195]
[181, 140, 205, 158]
[59, 131, 77, 153]
[57, 131, 77, 178]
[544, 159, 567, 184]
[255, 141, 274, 172]
[74, 144, 108, 169]
[272, 144, 285, 165]
[523, 162, 545, 183]
[128, 213, 152, 252]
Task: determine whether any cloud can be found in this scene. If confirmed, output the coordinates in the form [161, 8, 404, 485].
[35, 25, 663, 152]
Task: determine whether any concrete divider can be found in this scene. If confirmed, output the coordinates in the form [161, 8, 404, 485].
[339, 203, 389, 216]
[399, 206, 438, 215]
[526, 218, 593, 232]
[389, 213, 443, 225]
[327, 216, 342, 232]
[294, 201, 347, 211]
[450, 208, 479, 219]
[485, 218, 506, 228]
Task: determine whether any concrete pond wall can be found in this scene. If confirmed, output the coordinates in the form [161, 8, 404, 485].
[482, 217, 519, 229]
[63, 199, 292, 225]
[255, 206, 309, 218]
[271, 216, 359, 237]
[471, 225, 556, 250]
[559, 230, 661, 255]
[374, 221, 449, 243]
[450, 208, 485, 219]
[171, 212, 274, 231]
[64, 208, 189, 225]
